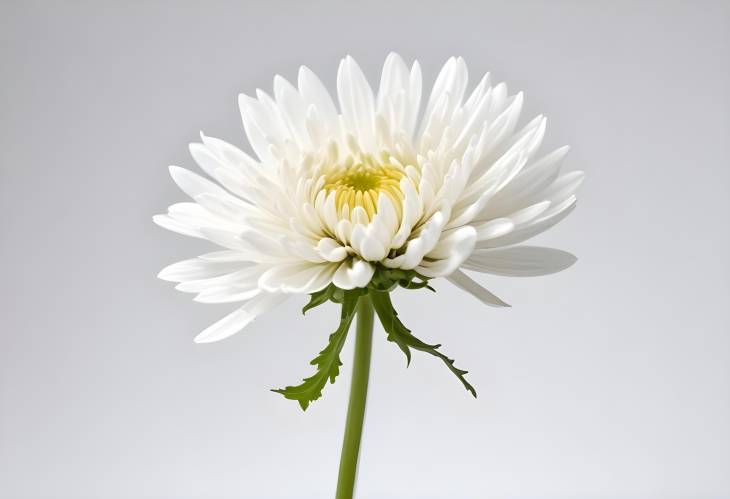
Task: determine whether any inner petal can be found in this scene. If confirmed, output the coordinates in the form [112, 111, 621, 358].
[322, 156, 405, 221]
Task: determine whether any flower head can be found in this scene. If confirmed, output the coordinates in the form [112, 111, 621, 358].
[155, 53, 583, 349]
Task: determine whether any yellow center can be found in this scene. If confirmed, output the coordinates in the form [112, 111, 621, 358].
[323, 161, 405, 220]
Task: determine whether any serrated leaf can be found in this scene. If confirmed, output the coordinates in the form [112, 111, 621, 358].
[399, 278, 435, 291]
[302, 284, 336, 315]
[368, 268, 433, 293]
[370, 290, 477, 398]
[274, 290, 362, 410]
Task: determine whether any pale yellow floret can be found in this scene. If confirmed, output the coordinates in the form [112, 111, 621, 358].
[322, 156, 405, 220]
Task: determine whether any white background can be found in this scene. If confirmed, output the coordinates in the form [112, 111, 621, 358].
[1, 1, 729, 498]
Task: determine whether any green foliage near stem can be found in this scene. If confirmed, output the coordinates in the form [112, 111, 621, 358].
[368, 268, 434, 292]
[274, 267, 476, 409]
[301, 283, 340, 315]
[273, 288, 365, 410]
[369, 289, 477, 398]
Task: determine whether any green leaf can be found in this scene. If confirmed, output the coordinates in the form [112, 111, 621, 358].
[302, 284, 336, 315]
[370, 290, 477, 398]
[367, 267, 434, 293]
[274, 289, 362, 410]
[398, 276, 435, 291]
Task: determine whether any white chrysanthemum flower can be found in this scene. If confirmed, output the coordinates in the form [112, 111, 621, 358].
[155, 53, 583, 344]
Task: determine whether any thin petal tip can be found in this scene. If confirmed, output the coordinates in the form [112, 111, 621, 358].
[157, 268, 172, 281]
[193, 334, 216, 344]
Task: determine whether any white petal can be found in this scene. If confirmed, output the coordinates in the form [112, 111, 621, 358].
[463, 246, 577, 277]
[193, 192, 250, 221]
[406, 61, 422, 137]
[199, 133, 261, 175]
[387, 211, 445, 270]
[332, 258, 375, 290]
[295, 262, 340, 293]
[481, 197, 576, 248]
[166, 202, 238, 233]
[153, 214, 203, 239]
[337, 56, 376, 149]
[543, 170, 585, 204]
[213, 167, 265, 204]
[462, 73, 491, 114]
[474, 92, 526, 163]
[198, 227, 250, 251]
[158, 258, 247, 282]
[259, 262, 310, 292]
[189, 142, 225, 181]
[391, 178, 423, 248]
[238, 94, 278, 163]
[298, 65, 339, 133]
[420, 57, 468, 137]
[191, 136, 262, 189]
[198, 250, 253, 262]
[377, 52, 422, 136]
[335, 218, 353, 245]
[462, 119, 541, 204]
[481, 146, 569, 218]
[418, 225, 477, 277]
[175, 265, 263, 293]
[193, 287, 261, 304]
[349, 209, 392, 262]
[199, 228, 287, 260]
[168, 166, 231, 200]
[377, 194, 399, 239]
[447, 269, 510, 307]
[507, 201, 551, 226]
[350, 223, 388, 262]
[316, 238, 349, 262]
[259, 262, 338, 293]
[378, 53, 409, 110]
[472, 217, 514, 241]
[194, 293, 288, 343]
[274, 75, 310, 149]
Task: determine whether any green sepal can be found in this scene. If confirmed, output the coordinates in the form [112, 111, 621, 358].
[302, 284, 337, 315]
[274, 289, 365, 410]
[370, 290, 477, 398]
[368, 268, 434, 293]
[398, 278, 435, 292]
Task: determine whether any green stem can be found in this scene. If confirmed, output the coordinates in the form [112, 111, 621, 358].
[335, 294, 374, 499]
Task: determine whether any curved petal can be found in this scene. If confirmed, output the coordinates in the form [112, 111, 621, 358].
[472, 217, 514, 241]
[193, 287, 262, 304]
[238, 93, 280, 163]
[337, 56, 376, 149]
[417, 225, 476, 277]
[194, 293, 288, 343]
[385, 211, 445, 270]
[419, 57, 468, 139]
[377, 53, 422, 138]
[158, 258, 249, 282]
[480, 197, 576, 248]
[332, 258, 375, 290]
[153, 214, 203, 239]
[447, 269, 510, 307]
[463, 246, 577, 277]
[259, 261, 338, 294]
[316, 238, 349, 262]
[175, 265, 264, 293]
[274, 75, 311, 150]
[168, 166, 233, 201]
[298, 65, 339, 136]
